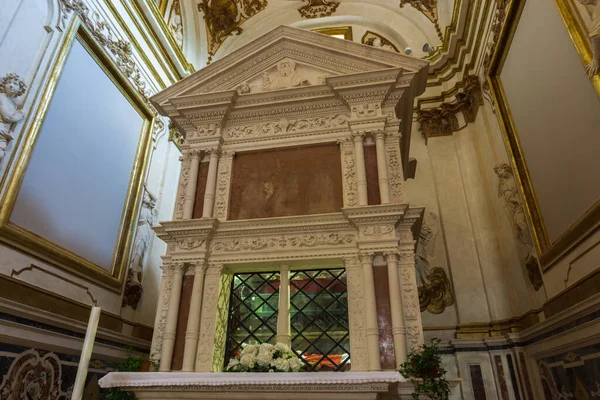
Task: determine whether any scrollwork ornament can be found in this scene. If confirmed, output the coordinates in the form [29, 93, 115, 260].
[298, 0, 340, 19]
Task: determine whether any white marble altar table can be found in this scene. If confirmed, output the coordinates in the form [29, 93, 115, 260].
[99, 371, 406, 400]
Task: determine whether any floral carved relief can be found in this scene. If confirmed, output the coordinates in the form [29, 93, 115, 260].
[398, 250, 424, 350]
[211, 233, 355, 253]
[174, 156, 191, 220]
[196, 267, 223, 370]
[198, 0, 268, 62]
[214, 152, 234, 220]
[225, 114, 349, 139]
[345, 261, 369, 371]
[150, 270, 173, 368]
[168, 0, 184, 49]
[340, 140, 358, 207]
[0, 350, 64, 399]
[0, 73, 27, 164]
[385, 140, 404, 203]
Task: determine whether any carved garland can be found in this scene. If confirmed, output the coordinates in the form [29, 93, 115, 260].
[195, 266, 223, 371]
[385, 137, 404, 203]
[150, 272, 174, 367]
[174, 157, 191, 220]
[398, 250, 424, 350]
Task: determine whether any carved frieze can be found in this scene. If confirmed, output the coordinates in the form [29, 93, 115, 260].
[360, 225, 395, 239]
[298, 0, 340, 19]
[418, 76, 483, 141]
[211, 233, 355, 253]
[224, 114, 349, 139]
[351, 103, 381, 119]
[198, 0, 268, 62]
[177, 237, 205, 250]
[0, 73, 27, 164]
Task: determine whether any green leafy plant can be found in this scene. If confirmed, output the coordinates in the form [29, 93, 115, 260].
[100, 353, 144, 400]
[399, 339, 451, 400]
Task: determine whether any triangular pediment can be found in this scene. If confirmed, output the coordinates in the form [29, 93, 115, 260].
[151, 26, 429, 113]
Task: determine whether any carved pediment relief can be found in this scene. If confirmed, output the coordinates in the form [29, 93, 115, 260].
[238, 58, 333, 94]
[150, 26, 429, 109]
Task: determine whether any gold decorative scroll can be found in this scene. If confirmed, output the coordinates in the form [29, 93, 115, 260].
[198, 0, 268, 62]
[399, 0, 444, 41]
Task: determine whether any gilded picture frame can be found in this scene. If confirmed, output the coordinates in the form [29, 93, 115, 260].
[487, 0, 600, 270]
[0, 18, 154, 291]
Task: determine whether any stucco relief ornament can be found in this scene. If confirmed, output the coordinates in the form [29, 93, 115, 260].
[123, 186, 157, 309]
[415, 213, 454, 314]
[262, 60, 311, 91]
[494, 163, 543, 290]
[298, 0, 340, 19]
[579, 0, 600, 77]
[0, 73, 27, 164]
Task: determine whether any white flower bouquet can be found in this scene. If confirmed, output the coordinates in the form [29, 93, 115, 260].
[226, 342, 304, 372]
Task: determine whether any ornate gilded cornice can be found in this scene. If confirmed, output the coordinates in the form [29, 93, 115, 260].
[298, 0, 340, 19]
[198, 0, 268, 63]
[417, 75, 483, 141]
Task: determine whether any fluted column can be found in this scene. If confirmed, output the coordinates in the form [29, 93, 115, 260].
[385, 252, 407, 368]
[353, 133, 368, 206]
[374, 132, 391, 204]
[159, 262, 186, 372]
[202, 148, 220, 218]
[183, 150, 201, 219]
[360, 252, 382, 371]
[182, 261, 208, 372]
[276, 265, 291, 346]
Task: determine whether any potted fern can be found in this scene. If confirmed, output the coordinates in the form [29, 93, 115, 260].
[101, 353, 145, 400]
[399, 339, 451, 400]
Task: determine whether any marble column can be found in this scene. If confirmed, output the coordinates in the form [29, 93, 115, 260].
[353, 133, 368, 206]
[374, 132, 391, 204]
[385, 252, 407, 368]
[276, 265, 291, 346]
[202, 149, 220, 218]
[183, 150, 201, 219]
[159, 262, 186, 372]
[360, 252, 382, 371]
[182, 261, 207, 372]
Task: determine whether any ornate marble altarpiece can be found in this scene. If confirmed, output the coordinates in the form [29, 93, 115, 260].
[102, 25, 431, 398]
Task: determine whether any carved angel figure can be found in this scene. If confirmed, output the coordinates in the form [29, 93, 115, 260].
[579, 0, 600, 77]
[494, 163, 533, 246]
[123, 187, 157, 309]
[262, 60, 310, 90]
[0, 73, 27, 162]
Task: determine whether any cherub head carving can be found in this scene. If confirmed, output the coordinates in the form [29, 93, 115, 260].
[493, 163, 512, 179]
[0, 73, 26, 98]
[277, 60, 296, 77]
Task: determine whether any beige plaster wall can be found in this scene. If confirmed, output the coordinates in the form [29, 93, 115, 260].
[500, 0, 600, 243]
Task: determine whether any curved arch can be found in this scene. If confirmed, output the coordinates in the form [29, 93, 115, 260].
[213, 1, 437, 61]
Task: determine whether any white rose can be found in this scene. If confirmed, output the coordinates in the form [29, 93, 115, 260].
[273, 357, 290, 372]
[274, 343, 290, 354]
[242, 344, 258, 356]
[259, 343, 274, 354]
[257, 352, 273, 366]
[240, 354, 256, 368]
[288, 357, 303, 372]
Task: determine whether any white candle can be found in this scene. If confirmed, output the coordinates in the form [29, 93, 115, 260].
[71, 306, 101, 400]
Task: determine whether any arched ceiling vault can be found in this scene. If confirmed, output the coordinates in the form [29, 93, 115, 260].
[173, 0, 460, 69]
